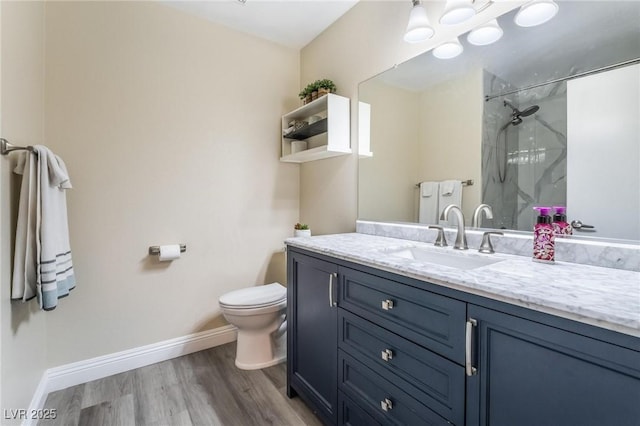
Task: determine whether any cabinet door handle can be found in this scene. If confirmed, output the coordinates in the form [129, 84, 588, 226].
[328, 273, 337, 307]
[381, 349, 394, 361]
[380, 398, 393, 412]
[381, 299, 394, 310]
[466, 318, 478, 376]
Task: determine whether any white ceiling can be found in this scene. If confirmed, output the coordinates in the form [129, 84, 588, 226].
[162, 0, 359, 49]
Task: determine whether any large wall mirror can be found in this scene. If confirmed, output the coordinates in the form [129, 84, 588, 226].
[358, 1, 639, 242]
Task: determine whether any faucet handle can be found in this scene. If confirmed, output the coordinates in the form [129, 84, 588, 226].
[428, 225, 448, 247]
[479, 231, 503, 254]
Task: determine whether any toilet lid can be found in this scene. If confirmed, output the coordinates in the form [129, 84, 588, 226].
[219, 283, 286, 308]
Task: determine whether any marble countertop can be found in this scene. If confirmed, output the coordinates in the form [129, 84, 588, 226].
[285, 233, 640, 337]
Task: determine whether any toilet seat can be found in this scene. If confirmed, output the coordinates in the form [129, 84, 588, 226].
[219, 283, 286, 309]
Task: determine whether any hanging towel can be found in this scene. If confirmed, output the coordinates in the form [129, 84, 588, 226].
[12, 151, 39, 302]
[12, 145, 76, 310]
[438, 180, 463, 226]
[418, 181, 439, 224]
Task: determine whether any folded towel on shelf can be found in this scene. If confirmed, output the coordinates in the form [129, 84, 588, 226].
[12, 145, 76, 310]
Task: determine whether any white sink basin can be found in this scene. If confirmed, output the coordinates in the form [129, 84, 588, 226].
[383, 246, 505, 270]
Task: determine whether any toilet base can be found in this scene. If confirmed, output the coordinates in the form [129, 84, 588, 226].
[235, 353, 286, 370]
[234, 329, 287, 370]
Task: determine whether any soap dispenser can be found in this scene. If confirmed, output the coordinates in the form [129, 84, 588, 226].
[533, 207, 555, 263]
[552, 206, 573, 237]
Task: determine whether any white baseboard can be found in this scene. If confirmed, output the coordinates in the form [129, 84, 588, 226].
[25, 324, 237, 424]
[24, 371, 50, 426]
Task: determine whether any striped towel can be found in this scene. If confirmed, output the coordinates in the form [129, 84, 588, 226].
[12, 145, 76, 310]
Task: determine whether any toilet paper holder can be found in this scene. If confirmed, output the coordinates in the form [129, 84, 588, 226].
[148, 244, 187, 256]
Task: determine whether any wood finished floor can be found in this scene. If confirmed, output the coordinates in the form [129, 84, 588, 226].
[39, 342, 323, 426]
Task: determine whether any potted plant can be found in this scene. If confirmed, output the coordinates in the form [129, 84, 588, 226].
[294, 223, 311, 237]
[298, 85, 313, 105]
[298, 79, 337, 105]
[316, 79, 336, 97]
[310, 81, 320, 101]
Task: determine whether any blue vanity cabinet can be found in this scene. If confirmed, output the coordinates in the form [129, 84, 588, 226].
[467, 304, 640, 426]
[287, 249, 339, 425]
[287, 247, 640, 426]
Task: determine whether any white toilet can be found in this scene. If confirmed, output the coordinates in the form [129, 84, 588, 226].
[219, 282, 287, 370]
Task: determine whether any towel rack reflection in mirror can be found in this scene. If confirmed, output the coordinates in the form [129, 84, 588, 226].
[1, 138, 35, 155]
[415, 179, 474, 188]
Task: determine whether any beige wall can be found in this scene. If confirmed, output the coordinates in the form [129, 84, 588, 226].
[359, 80, 420, 222]
[0, 0, 48, 416]
[418, 69, 483, 220]
[42, 1, 299, 367]
[299, 0, 521, 234]
[0, 0, 525, 408]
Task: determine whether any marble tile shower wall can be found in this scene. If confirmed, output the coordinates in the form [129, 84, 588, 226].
[356, 220, 640, 272]
[482, 70, 568, 231]
[482, 71, 518, 229]
[515, 85, 567, 229]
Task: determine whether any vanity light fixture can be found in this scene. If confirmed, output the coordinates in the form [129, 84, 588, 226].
[433, 37, 464, 59]
[404, 0, 435, 43]
[467, 18, 503, 45]
[440, 0, 476, 26]
[514, 0, 559, 27]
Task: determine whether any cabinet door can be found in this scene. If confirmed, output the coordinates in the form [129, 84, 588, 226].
[467, 305, 640, 426]
[287, 250, 339, 425]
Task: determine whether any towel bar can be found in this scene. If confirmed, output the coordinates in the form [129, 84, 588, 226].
[415, 179, 473, 188]
[1, 138, 35, 155]
[148, 244, 187, 255]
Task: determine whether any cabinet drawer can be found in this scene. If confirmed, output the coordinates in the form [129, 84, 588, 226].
[338, 391, 382, 426]
[339, 266, 466, 364]
[339, 351, 451, 426]
[339, 310, 464, 425]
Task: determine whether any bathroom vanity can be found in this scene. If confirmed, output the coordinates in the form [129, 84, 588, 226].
[285, 233, 640, 426]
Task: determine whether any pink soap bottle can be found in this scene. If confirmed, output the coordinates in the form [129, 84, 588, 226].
[533, 207, 555, 263]
[552, 206, 573, 237]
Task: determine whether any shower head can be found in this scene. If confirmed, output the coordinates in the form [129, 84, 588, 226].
[520, 105, 540, 117]
[503, 99, 539, 125]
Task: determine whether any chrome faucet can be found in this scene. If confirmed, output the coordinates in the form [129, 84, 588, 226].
[479, 231, 503, 254]
[428, 225, 448, 247]
[472, 204, 493, 228]
[441, 204, 468, 250]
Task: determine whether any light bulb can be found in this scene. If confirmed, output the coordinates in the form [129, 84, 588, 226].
[440, 0, 476, 26]
[515, 0, 559, 27]
[404, 0, 435, 43]
[467, 19, 504, 46]
[433, 38, 464, 59]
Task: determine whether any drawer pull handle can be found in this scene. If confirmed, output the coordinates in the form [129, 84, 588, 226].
[381, 299, 394, 310]
[328, 273, 337, 307]
[380, 398, 393, 412]
[466, 318, 478, 376]
[381, 349, 394, 361]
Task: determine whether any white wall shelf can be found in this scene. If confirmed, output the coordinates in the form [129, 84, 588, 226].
[281, 93, 351, 163]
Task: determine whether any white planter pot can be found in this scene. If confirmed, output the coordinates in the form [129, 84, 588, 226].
[294, 229, 311, 238]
